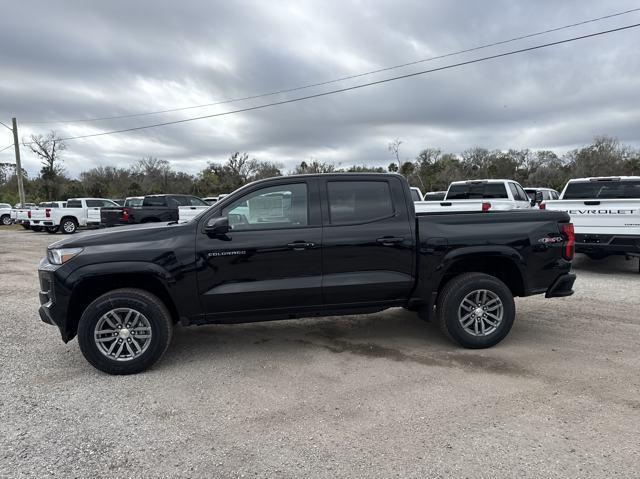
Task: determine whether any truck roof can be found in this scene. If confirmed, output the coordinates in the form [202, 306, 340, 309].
[449, 179, 515, 185]
[566, 176, 640, 183]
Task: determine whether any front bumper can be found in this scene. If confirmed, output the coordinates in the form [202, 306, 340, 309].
[38, 266, 72, 342]
[545, 273, 576, 298]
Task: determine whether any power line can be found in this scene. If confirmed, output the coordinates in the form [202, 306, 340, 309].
[0, 121, 13, 131]
[0, 143, 15, 153]
[22, 7, 640, 125]
[20, 22, 640, 145]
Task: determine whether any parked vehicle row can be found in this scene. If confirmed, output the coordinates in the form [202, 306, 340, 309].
[37, 173, 576, 374]
[3, 193, 226, 233]
[415, 179, 534, 212]
[99, 194, 210, 226]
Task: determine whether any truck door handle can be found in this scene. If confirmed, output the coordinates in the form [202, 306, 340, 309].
[287, 241, 315, 250]
[376, 236, 404, 246]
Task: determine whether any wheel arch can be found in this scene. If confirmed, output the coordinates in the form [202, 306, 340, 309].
[437, 250, 525, 297]
[66, 270, 180, 340]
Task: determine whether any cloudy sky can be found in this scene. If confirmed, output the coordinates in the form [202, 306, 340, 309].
[1, 0, 639, 177]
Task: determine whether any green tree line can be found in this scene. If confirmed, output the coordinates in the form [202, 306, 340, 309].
[1, 135, 638, 204]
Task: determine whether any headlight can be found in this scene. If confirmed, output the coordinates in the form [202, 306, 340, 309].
[47, 247, 83, 265]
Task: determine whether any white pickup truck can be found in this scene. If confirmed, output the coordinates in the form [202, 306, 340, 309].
[415, 179, 533, 212]
[0, 203, 12, 226]
[542, 176, 640, 263]
[45, 198, 119, 234]
[28, 201, 67, 233]
[11, 203, 36, 229]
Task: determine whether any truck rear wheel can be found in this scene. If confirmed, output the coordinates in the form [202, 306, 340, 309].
[436, 273, 515, 349]
[1, 214, 10, 226]
[77, 289, 173, 375]
[61, 218, 78, 234]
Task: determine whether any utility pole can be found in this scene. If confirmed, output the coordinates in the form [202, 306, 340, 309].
[11, 118, 26, 206]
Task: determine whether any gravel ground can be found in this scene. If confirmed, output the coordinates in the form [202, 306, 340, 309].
[1, 227, 639, 478]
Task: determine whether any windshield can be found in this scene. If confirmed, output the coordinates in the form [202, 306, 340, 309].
[563, 180, 640, 199]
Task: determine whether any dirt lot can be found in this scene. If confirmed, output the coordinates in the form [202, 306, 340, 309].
[1, 227, 639, 478]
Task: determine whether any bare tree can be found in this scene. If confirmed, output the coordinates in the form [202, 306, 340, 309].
[24, 131, 66, 199]
[388, 138, 402, 173]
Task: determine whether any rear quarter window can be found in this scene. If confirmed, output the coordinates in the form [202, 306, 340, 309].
[328, 181, 394, 224]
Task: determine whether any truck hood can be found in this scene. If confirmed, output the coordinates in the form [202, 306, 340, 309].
[48, 221, 192, 250]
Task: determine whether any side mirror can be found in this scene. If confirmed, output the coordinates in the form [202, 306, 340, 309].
[530, 198, 536, 207]
[204, 216, 229, 236]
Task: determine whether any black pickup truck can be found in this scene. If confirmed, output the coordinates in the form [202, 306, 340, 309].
[100, 194, 208, 226]
[38, 173, 576, 374]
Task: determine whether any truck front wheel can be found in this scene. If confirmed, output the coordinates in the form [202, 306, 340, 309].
[77, 289, 173, 375]
[436, 273, 515, 349]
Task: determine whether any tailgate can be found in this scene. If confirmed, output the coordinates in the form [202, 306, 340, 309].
[31, 209, 48, 221]
[100, 208, 124, 226]
[415, 200, 484, 212]
[178, 205, 209, 222]
[87, 207, 102, 223]
[544, 199, 640, 236]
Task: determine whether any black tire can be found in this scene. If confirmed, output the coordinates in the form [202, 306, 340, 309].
[77, 288, 173, 375]
[31, 225, 43, 232]
[1, 214, 10, 226]
[61, 218, 78, 234]
[45, 226, 59, 234]
[436, 272, 515, 349]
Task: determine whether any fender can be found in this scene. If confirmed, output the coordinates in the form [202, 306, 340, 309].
[412, 245, 527, 317]
[440, 245, 525, 273]
[65, 261, 176, 287]
[64, 261, 199, 321]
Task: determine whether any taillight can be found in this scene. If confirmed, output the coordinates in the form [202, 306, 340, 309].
[561, 223, 575, 260]
[28, 210, 31, 218]
[482, 202, 491, 212]
[539, 202, 546, 210]
[45, 208, 51, 218]
[121, 208, 130, 221]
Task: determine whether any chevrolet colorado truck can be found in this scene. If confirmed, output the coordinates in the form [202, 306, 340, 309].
[38, 173, 576, 375]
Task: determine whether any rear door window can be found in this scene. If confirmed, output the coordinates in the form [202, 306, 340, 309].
[563, 180, 640, 199]
[327, 181, 394, 224]
[66, 200, 82, 208]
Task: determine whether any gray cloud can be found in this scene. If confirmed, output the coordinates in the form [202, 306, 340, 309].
[1, 0, 639, 177]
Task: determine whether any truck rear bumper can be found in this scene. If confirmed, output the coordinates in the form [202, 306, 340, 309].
[545, 273, 576, 298]
[576, 234, 640, 257]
